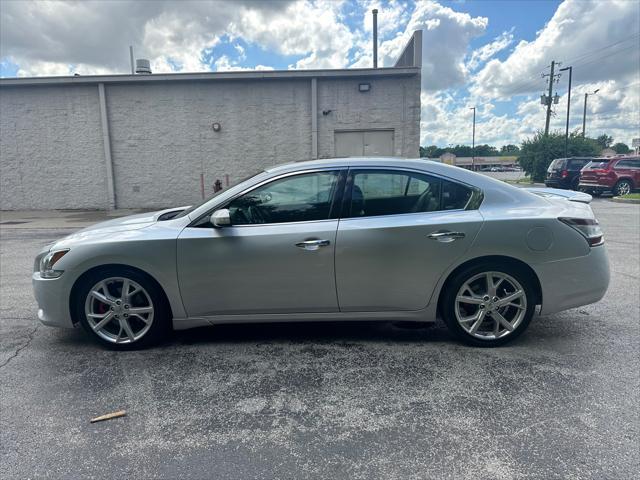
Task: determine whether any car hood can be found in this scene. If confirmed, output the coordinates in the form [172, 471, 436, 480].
[47, 207, 188, 250]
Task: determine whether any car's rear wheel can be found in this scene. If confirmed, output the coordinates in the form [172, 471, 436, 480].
[441, 263, 536, 347]
[614, 179, 632, 196]
[75, 268, 170, 349]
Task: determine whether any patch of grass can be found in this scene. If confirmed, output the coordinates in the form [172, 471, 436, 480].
[503, 177, 534, 185]
[615, 193, 640, 199]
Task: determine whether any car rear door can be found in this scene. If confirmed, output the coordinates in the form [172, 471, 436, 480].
[177, 169, 345, 317]
[334, 168, 483, 312]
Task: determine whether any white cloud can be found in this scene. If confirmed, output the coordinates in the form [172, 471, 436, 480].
[470, 0, 640, 100]
[2, 0, 638, 146]
[0, 0, 293, 76]
[466, 29, 513, 71]
[214, 55, 274, 72]
[231, 0, 355, 69]
[353, 0, 488, 91]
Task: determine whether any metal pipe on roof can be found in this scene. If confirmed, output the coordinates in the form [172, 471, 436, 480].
[373, 9, 378, 68]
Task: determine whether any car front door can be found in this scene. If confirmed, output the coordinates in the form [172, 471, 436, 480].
[335, 168, 483, 312]
[177, 169, 345, 317]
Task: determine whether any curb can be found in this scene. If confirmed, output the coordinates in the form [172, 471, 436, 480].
[610, 197, 640, 204]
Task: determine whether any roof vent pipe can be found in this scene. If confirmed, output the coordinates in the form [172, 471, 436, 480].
[372, 9, 378, 68]
[135, 59, 152, 74]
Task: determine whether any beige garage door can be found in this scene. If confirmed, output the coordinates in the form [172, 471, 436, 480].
[335, 130, 394, 157]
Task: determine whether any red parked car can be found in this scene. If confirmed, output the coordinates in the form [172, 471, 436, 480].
[579, 156, 640, 196]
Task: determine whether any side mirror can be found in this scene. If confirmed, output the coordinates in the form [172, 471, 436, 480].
[210, 208, 231, 227]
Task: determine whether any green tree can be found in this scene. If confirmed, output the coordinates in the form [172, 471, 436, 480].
[596, 134, 613, 149]
[518, 131, 600, 182]
[473, 144, 499, 156]
[500, 144, 520, 155]
[612, 142, 631, 154]
[420, 145, 442, 158]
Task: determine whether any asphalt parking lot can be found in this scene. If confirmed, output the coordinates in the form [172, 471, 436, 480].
[1, 199, 638, 479]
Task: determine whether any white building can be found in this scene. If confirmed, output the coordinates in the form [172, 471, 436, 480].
[0, 32, 422, 210]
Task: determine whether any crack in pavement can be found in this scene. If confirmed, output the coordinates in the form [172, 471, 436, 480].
[0, 324, 40, 369]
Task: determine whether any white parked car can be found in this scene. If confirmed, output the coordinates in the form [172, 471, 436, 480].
[33, 158, 610, 349]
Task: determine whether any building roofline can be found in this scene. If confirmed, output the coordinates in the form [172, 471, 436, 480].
[0, 66, 420, 87]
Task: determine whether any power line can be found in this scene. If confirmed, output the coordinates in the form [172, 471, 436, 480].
[571, 44, 638, 70]
[562, 32, 640, 65]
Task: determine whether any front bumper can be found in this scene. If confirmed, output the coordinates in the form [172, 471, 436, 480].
[534, 245, 610, 315]
[32, 272, 75, 328]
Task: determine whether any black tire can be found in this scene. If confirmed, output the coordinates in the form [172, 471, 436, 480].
[441, 262, 537, 347]
[74, 267, 171, 350]
[614, 179, 633, 196]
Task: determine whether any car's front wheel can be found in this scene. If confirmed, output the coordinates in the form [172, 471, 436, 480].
[75, 267, 170, 349]
[441, 263, 536, 347]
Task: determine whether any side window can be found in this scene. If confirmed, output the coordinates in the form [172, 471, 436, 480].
[442, 179, 473, 210]
[615, 159, 640, 169]
[227, 171, 340, 225]
[347, 170, 473, 218]
[614, 160, 629, 169]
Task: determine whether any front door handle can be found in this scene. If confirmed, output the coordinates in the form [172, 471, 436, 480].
[427, 231, 466, 243]
[295, 239, 331, 251]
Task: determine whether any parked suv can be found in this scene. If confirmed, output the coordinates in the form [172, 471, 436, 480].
[579, 157, 640, 196]
[545, 157, 593, 190]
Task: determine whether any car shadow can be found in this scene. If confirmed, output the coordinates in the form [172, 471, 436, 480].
[169, 320, 452, 346]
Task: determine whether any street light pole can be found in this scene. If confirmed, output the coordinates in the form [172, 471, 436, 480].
[582, 89, 599, 137]
[560, 66, 572, 157]
[470, 107, 476, 171]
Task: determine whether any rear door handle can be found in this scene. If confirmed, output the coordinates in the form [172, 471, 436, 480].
[295, 239, 331, 251]
[427, 231, 466, 243]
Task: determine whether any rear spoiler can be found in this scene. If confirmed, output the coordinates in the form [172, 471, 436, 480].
[523, 187, 592, 204]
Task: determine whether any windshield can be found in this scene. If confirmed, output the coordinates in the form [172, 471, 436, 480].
[174, 169, 264, 219]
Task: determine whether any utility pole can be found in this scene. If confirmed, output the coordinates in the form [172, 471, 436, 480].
[470, 107, 476, 171]
[542, 60, 559, 136]
[559, 66, 572, 156]
[582, 89, 599, 137]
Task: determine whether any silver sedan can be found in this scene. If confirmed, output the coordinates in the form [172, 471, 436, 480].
[32, 158, 610, 349]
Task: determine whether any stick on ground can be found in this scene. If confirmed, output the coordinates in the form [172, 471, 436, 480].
[90, 410, 127, 423]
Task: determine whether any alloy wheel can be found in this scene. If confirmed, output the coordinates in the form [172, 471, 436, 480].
[616, 181, 631, 196]
[84, 277, 154, 344]
[454, 271, 527, 340]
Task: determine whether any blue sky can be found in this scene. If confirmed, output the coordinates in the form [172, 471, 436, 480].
[1, 0, 638, 146]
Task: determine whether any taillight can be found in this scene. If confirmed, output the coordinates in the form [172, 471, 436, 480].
[561, 169, 569, 178]
[559, 217, 604, 247]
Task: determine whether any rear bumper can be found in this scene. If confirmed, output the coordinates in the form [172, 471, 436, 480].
[32, 272, 75, 328]
[534, 245, 610, 315]
[578, 182, 612, 192]
[544, 179, 569, 189]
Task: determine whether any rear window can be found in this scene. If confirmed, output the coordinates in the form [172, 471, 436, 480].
[568, 158, 591, 169]
[547, 158, 566, 171]
[584, 160, 612, 169]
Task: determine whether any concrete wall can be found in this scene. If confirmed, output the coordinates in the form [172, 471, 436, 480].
[0, 74, 420, 210]
[317, 77, 421, 159]
[0, 86, 108, 209]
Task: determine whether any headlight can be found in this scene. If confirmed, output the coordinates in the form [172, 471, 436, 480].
[39, 249, 70, 278]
